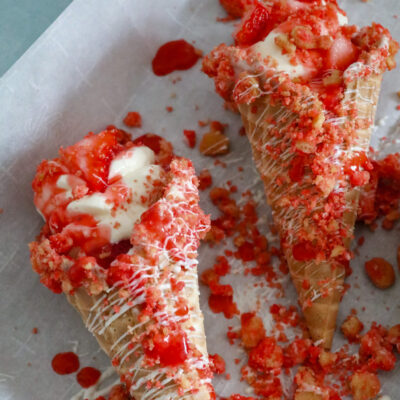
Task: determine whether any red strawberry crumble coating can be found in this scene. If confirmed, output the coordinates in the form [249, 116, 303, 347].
[29, 128, 214, 398]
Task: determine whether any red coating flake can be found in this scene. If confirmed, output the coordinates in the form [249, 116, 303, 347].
[32, 327, 38, 334]
[209, 293, 239, 319]
[198, 169, 213, 191]
[183, 129, 196, 148]
[123, 111, 142, 128]
[210, 353, 226, 374]
[166, 106, 174, 113]
[77, 367, 101, 388]
[51, 352, 80, 375]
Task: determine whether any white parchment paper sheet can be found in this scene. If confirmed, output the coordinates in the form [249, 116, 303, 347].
[0, 0, 399, 399]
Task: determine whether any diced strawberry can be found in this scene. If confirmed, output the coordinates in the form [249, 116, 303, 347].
[219, 0, 245, 18]
[183, 129, 196, 148]
[235, 5, 272, 46]
[60, 130, 121, 192]
[325, 35, 359, 71]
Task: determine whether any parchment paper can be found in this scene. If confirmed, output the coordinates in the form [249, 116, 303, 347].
[0, 0, 399, 399]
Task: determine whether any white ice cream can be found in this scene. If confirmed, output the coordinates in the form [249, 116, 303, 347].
[251, 30, 306, 78]
[62, 146, 162, 243]
[56, 174, 74, 199]
[250, 5, 348, 78]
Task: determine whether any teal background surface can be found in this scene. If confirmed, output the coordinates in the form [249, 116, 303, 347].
[0, 0, 72, 76]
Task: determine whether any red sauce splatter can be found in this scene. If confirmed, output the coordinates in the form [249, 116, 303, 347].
[77, 366, 101, 388]
[51, 352, 80, 375]
[152, 40, 201, 76]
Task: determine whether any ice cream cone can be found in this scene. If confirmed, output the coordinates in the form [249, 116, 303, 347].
[30, 155, 213, 399]
[238, 73, 382, 348]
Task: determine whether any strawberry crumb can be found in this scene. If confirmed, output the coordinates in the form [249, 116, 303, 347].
[123, 111, 142, 128]
[210, 353, 226, 374]
[183, 129, 196, 148]
[198, 169, 213, 191]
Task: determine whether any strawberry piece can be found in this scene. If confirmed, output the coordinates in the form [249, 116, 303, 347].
[235, 4, 271, 46]
[60, 130, 121, 192]
[183, 129, 196, 148]
[325, 35, 359, 71]
[219, 0, 245, 18]
[132, 133, 174, 168]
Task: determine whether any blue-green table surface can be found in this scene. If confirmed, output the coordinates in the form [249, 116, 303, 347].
[0, 0, 73, 76]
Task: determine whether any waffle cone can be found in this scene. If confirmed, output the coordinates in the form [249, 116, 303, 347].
[67, 262, 210, 400]
[29, 158, 212, 399]
[238, 74, 382, 348]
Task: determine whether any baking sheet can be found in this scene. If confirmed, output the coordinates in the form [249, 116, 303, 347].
[0, 0, 400, 399]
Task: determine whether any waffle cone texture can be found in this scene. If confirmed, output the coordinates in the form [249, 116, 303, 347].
[238, 74, 382, 348]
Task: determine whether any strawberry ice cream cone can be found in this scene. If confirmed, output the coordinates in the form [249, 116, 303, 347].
[29, 130, 214, 398]
[203, 0, 398, 347]
[237, 73, 382, 348]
